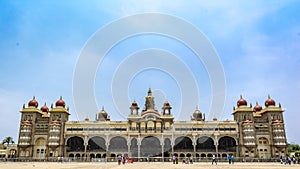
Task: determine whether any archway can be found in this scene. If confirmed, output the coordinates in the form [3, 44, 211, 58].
[88, 136, 106, 152]
[174, 136, 193, 152]
[67, 136, 84, 152]
[34, 138, 46, 159]
[141, 136, 161, 157]
[130, 138, 138, 157]
[218, 136, 236, 152]
[164, 138, 172, 157]
[196, 136, 215, 152]
[109, 136, 128, 152]
[257, 137, 270, 159]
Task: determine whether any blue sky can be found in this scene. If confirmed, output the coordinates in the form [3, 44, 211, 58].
[0, 1, 300, 144]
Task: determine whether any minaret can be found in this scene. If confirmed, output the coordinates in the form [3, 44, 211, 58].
[144, 88, 155, 111]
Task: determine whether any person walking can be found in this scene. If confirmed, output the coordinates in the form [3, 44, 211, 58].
[211, 155, 217, 165]
[172, 155, 176, 164]
[117, 155, 122, 165]
[189, 155, 193, 164]
[185, 156, 189, 164]
[279, 155, 283, 164]
[122, 156, 126, 165]
[231, 155, 235, 164]
[227, 154, 232, 164]
[292, 155, 296, 164]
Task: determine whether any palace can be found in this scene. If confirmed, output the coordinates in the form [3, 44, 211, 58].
[17, 88, 288, 160]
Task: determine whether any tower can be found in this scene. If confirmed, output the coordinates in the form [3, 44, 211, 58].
[47, 96, 69, 158]
[162, 101, 172, 115]
[130, 100, 139, 115]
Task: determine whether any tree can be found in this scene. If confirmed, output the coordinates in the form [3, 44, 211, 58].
[295, 151, 300, 158]
[2, 136, 14, 146]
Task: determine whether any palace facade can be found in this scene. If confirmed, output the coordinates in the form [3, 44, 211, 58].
[17, 89, 288, 160]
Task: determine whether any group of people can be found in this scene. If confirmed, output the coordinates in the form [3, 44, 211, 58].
[211, 154, 234, 165]
[117, 155, 129, 165]
[172, 155, 193, 164]
[280, 155, 297, 165]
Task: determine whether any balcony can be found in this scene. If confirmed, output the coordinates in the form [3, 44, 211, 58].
[48, 142, 59, 146]
[243, 136, 255, 139]
[20, 129, 31, 133]
[273, 129, 284, 132]
[19, 142, 30, 145]
[243, 129, 254, 132]
[19, 136, 31, 140]
[274, 136, 285, 140]
[244, 142, 255, 146]
[274, 142, 286, 146]
[49, 129, 60, 133]
[49, 136, 60, 140]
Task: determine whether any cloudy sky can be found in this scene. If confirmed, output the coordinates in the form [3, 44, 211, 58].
[1, 1, 300, 144]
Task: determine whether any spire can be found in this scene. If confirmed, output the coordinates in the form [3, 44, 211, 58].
[144, 88, 155, 111]
[60, 96, 63, 100]
[148, 88, 152, 96]
[268, 94, 271, 99]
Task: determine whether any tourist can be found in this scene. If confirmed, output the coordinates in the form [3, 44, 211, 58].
[227, 154, 232, 164]
[189, 155, 193, 164]
[231, 155, 235, 164]
[185, 156, 189, 164]
[117, 155, 122, 165]
[285, 154, 291, 165]
[279, 155, 283, 164]
[172, 155, 176, 164]
[211, 155, 217, 165]
[175, 156, 178, 164]
[292, 155, 296, 164]
[122, 156, 127, 165]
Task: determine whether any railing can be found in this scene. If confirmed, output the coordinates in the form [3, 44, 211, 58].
[0, 157, 286, 163]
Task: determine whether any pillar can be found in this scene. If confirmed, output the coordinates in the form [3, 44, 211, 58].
[137, 136, 141, 158]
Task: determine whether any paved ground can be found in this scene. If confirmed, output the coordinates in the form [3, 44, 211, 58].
[0, 162, 299, 169]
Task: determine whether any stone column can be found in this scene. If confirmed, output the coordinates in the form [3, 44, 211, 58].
[137, 136, 141, 158]
[84, 135, 88, 159]
[214, 135, 219, 156]
[127, 136, 131, 157]
[192, 135, 197, 157]
[161, 135, 164, 162]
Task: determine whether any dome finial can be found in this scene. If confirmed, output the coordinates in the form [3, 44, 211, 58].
[102, 106, 104, 111]
[240, 95, 243, 99]
[60, 96, 62, 100]
[44, 102, 46, 106]
[256, 101, 258, 105]
[33, 96, 36, 100]
[268, 94, 271, 99]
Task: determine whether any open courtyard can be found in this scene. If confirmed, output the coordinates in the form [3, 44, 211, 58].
[0, 162, 300, 169]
